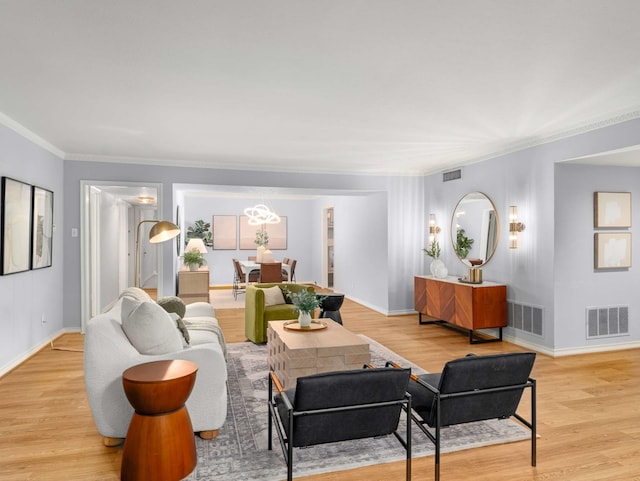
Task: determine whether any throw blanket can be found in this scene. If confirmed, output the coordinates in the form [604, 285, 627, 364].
[184, 318, 228, 359]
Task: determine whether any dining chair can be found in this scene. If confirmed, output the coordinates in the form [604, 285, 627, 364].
[287, 259, 296, 282]
[260, 262, 282, 283]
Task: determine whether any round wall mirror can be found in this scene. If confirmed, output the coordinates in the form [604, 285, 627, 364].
[450, 192, 500, 266]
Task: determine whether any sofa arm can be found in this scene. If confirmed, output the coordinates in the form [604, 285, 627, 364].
[185, 301, 216, 318]
[245, 285, 267, 343]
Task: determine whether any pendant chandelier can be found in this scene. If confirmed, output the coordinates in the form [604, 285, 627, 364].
[244, 203, 281, 225]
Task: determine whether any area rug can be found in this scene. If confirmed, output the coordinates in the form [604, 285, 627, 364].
[185, 336, 530, 480]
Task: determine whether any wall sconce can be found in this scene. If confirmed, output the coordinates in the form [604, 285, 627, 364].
[509, 206, 525, 249]
[428, 214, 441, 244]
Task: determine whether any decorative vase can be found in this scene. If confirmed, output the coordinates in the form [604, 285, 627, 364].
[430, 259, 448, 279]
[256, 245, 266, 263]
[298, 311, 312, 328]
[189, 264, 199, 272]
[262, 249, 274, 263]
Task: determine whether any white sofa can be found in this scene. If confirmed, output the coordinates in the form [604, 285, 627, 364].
[84, 288, 227, 445]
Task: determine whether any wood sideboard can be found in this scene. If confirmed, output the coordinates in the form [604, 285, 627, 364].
[178, 270, 210, 304]
[414, 275, 507, 343]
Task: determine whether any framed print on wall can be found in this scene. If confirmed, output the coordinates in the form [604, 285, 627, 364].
[32, 186, 54, 269]
[265, 216, 287, 250]
[1, 177, 33, 275]
[594, 192, 631, 228]
[212, 215, 237, 250]
[594, 232, 632, 269]
[239, 215, 256, 250]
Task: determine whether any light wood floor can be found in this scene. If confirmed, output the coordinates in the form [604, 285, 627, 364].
[2, 297, 640, 481]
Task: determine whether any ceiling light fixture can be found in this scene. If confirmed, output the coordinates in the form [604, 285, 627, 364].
[244, 203, 280, 225]
[137, 196, 155, 204]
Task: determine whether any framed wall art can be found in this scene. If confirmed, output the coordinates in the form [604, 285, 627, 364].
[212, 215, 237, 250]
[31, 186, 54, 269]
[239, 215, 288, 250]
[594, 232, 632, 269]
[264, 216, 287, 250]
[1, 177, 33, 275]
[239, 215, 258, 250]
[594, 192, 631, 228]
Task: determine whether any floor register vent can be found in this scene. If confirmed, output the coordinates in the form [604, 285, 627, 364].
[586, 306, 629, 339]
[508, 301, 543, 336]
[442, 169, 462, 182]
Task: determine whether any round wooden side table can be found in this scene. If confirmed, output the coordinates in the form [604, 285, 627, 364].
[121, 360, 198, 481]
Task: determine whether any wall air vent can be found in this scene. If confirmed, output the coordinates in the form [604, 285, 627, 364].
[508, 301, 543, 336]
[442, 169, 462, 182]
[586, 306, 629, 339]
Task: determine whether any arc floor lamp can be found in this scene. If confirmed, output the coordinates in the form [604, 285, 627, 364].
[135, 220, 180, 287]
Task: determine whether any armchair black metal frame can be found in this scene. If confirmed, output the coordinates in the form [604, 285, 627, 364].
[268, 367, 413, 481]
[388, 351, 536, 481]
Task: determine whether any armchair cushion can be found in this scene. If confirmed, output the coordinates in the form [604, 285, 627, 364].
[245, 283, 316, 343]
[262, 285, 286, 306]
[120, 297, 183, 355]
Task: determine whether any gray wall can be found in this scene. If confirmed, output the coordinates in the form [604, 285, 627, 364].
[555, 163, 640, 351]
[5, 115, 640, 370]
[63, 160, 421, 327]
[423, 117, 640, 352]
[0, 124, 64, 374]
[181, 194, 316, 285]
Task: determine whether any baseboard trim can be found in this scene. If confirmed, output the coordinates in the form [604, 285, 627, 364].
[0, 328, 81, 378]
[503, 334, 640, 357]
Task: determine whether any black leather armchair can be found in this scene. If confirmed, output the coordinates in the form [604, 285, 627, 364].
[268, 367, 413, 481]
[389, 352, 536, 481]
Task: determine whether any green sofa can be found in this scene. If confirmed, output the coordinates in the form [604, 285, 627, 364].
[245, 283, 316, 343]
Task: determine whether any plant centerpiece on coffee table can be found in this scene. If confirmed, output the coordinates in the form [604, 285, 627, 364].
[284, 288, 326, 328]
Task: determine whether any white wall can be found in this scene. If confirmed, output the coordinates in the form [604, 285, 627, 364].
[97, 190, 121, 310]
[0, 124, 64, 375]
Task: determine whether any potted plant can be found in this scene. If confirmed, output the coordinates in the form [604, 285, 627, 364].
[254, 229, 269, 247]
[183, 249, 206, 271]
[186, 220, 213, 247]
[255, 229, 269, 262]
[422, 240, 448, 278]
[284, 288, 326, 328]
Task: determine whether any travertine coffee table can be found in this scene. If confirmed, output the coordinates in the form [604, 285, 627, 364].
[267, 320, 371, 389]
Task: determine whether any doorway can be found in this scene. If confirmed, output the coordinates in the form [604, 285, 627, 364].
[80, 181, 164, 331]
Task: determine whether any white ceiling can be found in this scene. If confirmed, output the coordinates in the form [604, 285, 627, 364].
[1, 1, 640, 175]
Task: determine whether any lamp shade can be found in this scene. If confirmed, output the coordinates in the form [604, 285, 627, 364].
[185, 237, 208, 253]
[149, 221, 180, 243]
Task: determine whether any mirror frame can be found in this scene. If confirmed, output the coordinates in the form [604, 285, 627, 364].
[450, 191, 500, 267]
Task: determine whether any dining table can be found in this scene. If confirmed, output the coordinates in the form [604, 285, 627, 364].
[239, 260, 291, 284]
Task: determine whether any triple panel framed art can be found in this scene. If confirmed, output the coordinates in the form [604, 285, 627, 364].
[1, 177, 54, 275]
[593, 192, 632, 270]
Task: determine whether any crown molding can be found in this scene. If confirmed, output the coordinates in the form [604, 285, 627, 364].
[421, 108, 640, 176]
[0, 112, 65, 159]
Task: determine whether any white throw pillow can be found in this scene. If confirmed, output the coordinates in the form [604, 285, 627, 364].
[121, 297, 184, 354]
[262, 286, 286, 307]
